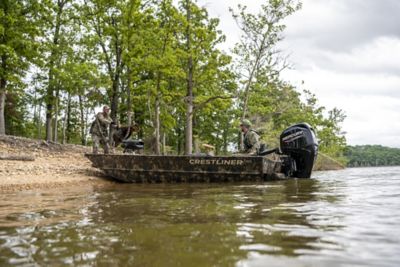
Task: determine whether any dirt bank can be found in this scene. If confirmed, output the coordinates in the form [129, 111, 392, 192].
[314, 153, 346, 171]
[0, 135, 115, 193]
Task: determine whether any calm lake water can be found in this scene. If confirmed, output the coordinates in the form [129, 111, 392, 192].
[1, 167, 399, 266]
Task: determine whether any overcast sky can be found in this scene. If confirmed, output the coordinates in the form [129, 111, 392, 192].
[197, 0, 400, 148]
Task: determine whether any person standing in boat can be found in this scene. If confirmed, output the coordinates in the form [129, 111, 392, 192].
[90, 105, 114, 154]
[240, 119, 260, 155]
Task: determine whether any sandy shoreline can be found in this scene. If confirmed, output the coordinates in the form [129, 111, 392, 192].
[0, 135, 115, 193]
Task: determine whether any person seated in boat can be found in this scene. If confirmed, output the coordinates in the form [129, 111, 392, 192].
[201, 143, 215, 156]
[89, 105, 114, 154]
[240, 119, 260, 155]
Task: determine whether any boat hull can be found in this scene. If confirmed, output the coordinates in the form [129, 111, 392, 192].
[85, 154, 285, 183]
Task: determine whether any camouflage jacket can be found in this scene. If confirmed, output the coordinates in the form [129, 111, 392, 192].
[90, 112, 113, 137]
[242, 130, 260, 155]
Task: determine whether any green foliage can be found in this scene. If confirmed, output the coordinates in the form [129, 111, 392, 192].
[230, 0, 347, 159]
[1, 0, 347, 160]
[231, 0, 302, 118]
[345, 145, 400, 167]
[0, 0, 39, 79]
[0, 0, 40, 134]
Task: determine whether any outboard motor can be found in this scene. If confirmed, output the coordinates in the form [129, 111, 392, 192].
[121, 139, 144, 154]
[280, 123, 318, 178]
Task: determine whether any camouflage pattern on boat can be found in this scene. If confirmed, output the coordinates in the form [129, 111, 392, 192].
[85, 154, 285, 183]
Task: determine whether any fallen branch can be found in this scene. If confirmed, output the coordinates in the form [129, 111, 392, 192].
[0, 154, 35, 161]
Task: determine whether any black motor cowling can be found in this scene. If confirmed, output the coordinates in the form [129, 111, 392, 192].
[280, 123, 318, 178]
[122, 139, 144, 154]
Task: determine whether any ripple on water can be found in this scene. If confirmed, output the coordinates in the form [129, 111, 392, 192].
[0, 167, 399, 266]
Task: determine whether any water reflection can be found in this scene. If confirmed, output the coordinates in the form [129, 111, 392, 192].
[1, 167, 400, 266]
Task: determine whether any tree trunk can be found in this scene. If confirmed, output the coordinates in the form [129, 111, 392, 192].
[185, 0, 193, 155]
[45, 2, 64, 141]
[108, 77, 119, 150]
[162, 131, 166, 155]
[84, 106, 89, 146]
[66, 95, 72, 143]
[0, 27, 7, 136]
[109, 35, 121, 124]
[241, 66, 257, 121]
[184, 70, 194, 155]
[78, 95, 86, 145]
[154, 93, 161, 155]
[0, 90, 6, 135]
[37, 101, 42, 139]
[153, 24, 169, 155]
[177, 122, 182, 155]
[239, 34, 267, 149]
[45, 101, 53, 141]
[0, 65, 6, 135]
[126, 68, 132, 114]
[223, 128, 228, 154]
[62, 93, 70, 144]
[239, 63, 259, 150]
[154, 72, 162, 155]
[33, 88, 39, 138]
[111, 76, 118, 114]
[53, 87, 60, 142]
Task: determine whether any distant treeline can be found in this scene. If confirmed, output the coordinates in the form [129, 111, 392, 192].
[345, 145, 400, 167]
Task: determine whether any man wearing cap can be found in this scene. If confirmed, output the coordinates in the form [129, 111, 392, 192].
[90, 105, 114, 154]
[240, 119, 260, 155]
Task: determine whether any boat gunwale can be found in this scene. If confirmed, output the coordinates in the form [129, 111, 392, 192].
[85, 153, 270, 158]
[84, 153, 282, 164]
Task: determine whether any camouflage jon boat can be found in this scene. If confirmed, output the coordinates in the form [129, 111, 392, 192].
[85, 154, 285, 182]
[86, 123, 318, 183]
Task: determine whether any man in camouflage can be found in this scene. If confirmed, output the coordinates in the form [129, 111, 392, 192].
[90, 105, 114, 154]
[240, 119, 260, 155]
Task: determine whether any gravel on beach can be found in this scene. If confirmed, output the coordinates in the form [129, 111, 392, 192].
[0, 135, 114, 192]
